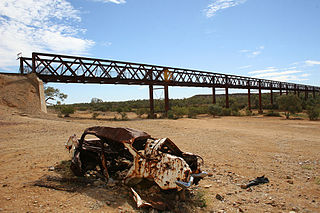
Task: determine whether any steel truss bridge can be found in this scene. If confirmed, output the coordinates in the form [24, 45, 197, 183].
[20, 52, 320, 117]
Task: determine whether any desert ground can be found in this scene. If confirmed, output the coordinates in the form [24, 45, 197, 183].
[0, 107, 320, 212]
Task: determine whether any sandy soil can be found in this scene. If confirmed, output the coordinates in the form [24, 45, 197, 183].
[0, 107, 319, 212]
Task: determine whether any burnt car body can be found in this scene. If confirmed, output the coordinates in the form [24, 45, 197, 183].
[65, 126, 207, 190]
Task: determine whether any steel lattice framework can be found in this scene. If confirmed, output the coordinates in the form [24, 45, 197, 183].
[20, 52, 319, 92]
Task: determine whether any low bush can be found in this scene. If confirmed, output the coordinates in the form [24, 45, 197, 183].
[208, 104, 222, 117]
[59, 106, 75, 117]
[221, 108, 231, 116]
[307, 107, 320, 121]
[265, 110, 281, 117]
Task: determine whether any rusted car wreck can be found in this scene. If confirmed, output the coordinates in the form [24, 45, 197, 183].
[65, 126, 207, 190]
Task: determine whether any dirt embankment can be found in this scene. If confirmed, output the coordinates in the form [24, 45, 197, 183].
[0, 73, 46, 114]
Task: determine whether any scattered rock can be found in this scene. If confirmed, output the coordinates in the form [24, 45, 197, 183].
[216, 194, 224, 201]
[48, 166, 55, 171]
[204, 184, 212, 188]
[208, 173, 214, 177]
[286, 175, 292, 179]
[2, 184, 7, 187]
[287, 180, 293, 184]
[246, 188, 252, 192]
[105, 200, 111, 206]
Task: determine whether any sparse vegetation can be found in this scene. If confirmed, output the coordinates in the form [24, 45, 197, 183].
[59, 106, 75, 117]
[278, 94, 302, 119]
[44, 86, 67, 105]
[49, 93, 319, 121]
[208, 104, 222, 117]
[265, 110, 281, 117]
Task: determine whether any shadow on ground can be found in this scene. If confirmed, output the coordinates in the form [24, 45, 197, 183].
[32, 160, 207, 212]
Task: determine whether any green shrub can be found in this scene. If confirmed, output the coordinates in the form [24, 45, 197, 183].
[78, 106, 88, 111]
[246, 109, 252, 116]
[136, 108, 147, 118]
[307, 107, 320, 121]
[208, 104, 222, 117]
[187, 107, 198, 118]
[120, 112, 128, 120]
[231, 109, 240, 116]
[265, 110, 281, 117]
[60, 106, 75, 117]
[167, 110, 174, 119]
[92, 112, 99, 119]
[278, 94, 302, 119]
[221, 108, 231, 116]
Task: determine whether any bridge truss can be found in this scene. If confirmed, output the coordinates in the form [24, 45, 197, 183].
[20, 52, 320, 117]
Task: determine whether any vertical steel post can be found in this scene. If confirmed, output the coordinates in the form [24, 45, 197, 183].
[294, 84, 297, 95]
[305, 86, 308, 100]
[270, 88, 273, 105]
[259, 80, 263, 114]
[248, 87, 251, 111]
[20, 57, 24, 74]
[279, 83, 282, 96]
[149, 85, 154, 119]
[32, 52, 36, 73]
[313, 87, 316, 98]
[286, 84, 288, 95]
[212, 87, 216, 104]
[225, 75, 229, 108]
[164, 84, 169, 117]
[247, 80, 251, 111]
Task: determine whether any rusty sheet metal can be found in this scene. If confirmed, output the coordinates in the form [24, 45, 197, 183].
[124, 138, 192, 190]
[80, 126, 151, 144]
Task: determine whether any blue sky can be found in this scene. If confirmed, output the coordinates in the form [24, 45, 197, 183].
[1, 0, 320, 103]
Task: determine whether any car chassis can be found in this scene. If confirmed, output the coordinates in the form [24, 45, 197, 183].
[65, 126, 207, 190]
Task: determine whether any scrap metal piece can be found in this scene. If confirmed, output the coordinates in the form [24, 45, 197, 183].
[131, 188, 152, 208]
[241, 175, 269, 189]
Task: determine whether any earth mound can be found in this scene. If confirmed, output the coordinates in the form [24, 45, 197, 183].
[0, 73, 47, 114]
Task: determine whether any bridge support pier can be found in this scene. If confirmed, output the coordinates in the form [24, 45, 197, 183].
[164, 85, 169, 117]
[248, 88, 251, 111]
[313, 87, 316, 98]
[225, 87, 229, 108]
[305, 86, 308, 101]
[259, 81, 263, 114]
[149, 85, 154, 119]
[270, 89, 273, 106]
[212, 87, 216, 104]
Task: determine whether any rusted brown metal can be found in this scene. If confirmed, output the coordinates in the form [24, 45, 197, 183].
[149, 85, 154, 119]
[259, 80, 263, 114]
[66, 126, 207, 191]
[212, 87, 216, 104]
[164, 85, 169, 116]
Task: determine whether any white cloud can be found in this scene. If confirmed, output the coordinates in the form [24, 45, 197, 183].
[253, 70, 302, 78]
[92, 0, 126, 4]
[248, 67, 278, 74]
[240, 45, 264, 58]
[205, 0, 246, 18]
[238, 65, 252, 69]
[102, 41, 112, 47]
[305, 60, 320, 66]
[0, 0, 94, 69]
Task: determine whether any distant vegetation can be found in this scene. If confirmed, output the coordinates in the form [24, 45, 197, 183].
[49, 92, 320, 121]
